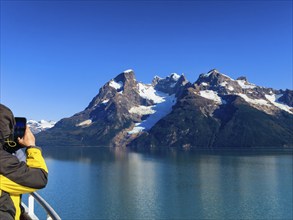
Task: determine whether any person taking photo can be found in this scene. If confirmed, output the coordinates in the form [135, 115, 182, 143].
[0, 104, 48, 220]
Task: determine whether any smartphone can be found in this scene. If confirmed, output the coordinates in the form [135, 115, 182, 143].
[14, 117, 27, 140]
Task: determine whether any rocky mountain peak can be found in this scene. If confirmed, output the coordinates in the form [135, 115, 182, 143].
[86, 69, 138, 110]
[237, 76, 247, 81]
[177, 74, 189, 85]
[114, 69, 135, 84]
[208, 68, 220, 74]
[152, 73, 188, 95]
[197, 69, 232, 83]
[196, 69, 236, 95]
[170, 73, 180, 80]
[109, 69, 137, 92]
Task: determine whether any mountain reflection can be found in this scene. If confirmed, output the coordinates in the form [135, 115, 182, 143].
[40, 146, 292, 219]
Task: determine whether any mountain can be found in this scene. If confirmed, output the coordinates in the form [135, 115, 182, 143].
[37, 69, 188, 146]
[27, 120, 56, 134]
[37, 69, 293, 149]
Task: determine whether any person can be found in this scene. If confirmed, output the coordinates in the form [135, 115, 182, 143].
[0, 104, 48, 220]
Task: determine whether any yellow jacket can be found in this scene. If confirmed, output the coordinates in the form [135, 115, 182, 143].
[0, 146, 48, 220]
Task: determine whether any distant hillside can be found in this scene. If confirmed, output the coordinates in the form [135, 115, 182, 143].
[28, 120, 56, 134]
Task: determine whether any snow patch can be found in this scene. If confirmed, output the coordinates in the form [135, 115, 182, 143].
[128, 124, 145, 134]
[128, 94, 177, 134]
[237, 80, 256, 89]
[109, 80, 123, 90]
[28, 120, 55, 129]
[237, 94, 270, 106]
[39, 120, 54, 128]
[138, 83, 165, 103]
[76, 119, 92, 127]
[129, 106, 155, 115]
[227, 85, 234, 91]
[102, 99, 109, 104]
[27, 120, 56, 134]
[235, 94, 292, 114]
[265, 94, 293, 114]
[170, 73, 180, 81]
[123, 69, 133, 73]
[220, 81, 228, 87]
[201, 82, 208, 86]
[219, 81, 234, 91]
[199, 90, 223, 104]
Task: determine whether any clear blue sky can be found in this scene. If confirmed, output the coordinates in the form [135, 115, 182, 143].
[0, 0, 292, 121]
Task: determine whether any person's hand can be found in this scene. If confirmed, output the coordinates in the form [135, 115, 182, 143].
[17, 126, 36, 147]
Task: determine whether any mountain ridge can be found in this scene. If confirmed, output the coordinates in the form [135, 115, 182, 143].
[36, 69, 293, 149]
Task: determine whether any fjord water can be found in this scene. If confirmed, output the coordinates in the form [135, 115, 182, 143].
[34, 147, 292, 219]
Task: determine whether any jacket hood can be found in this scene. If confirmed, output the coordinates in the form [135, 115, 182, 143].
[0, 104, 15, 140]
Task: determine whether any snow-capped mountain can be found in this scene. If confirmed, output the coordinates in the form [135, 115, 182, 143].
[37, 69, 293, 149]
[194, 69, 292, 115]
[28, 120, 56, 134]
[131, 69, 293, 149]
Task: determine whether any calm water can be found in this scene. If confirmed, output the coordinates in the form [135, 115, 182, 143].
[26, 147, 293, 220]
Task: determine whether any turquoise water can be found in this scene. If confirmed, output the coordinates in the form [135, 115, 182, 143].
[28, 147, 292, 219]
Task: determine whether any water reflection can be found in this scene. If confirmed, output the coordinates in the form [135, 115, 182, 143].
[40, 147, 292, 220]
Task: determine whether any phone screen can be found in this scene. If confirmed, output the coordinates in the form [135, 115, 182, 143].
[14, 117, 27, 139]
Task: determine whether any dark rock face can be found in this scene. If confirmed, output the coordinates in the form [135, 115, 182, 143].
[278, 89, 293, 107]
[130, 89, 293, 150]
[196, 70, 243, 95]
[130, 88, 220, 150]
[152, 73, 189, 95]
[236, 76, 247, 81]
[37, 69, 293, 150]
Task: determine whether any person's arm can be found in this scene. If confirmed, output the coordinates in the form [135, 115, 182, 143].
[0, 126, 48, 195]
[18, 126, 48, 173]
[0, 150, 48, 194]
